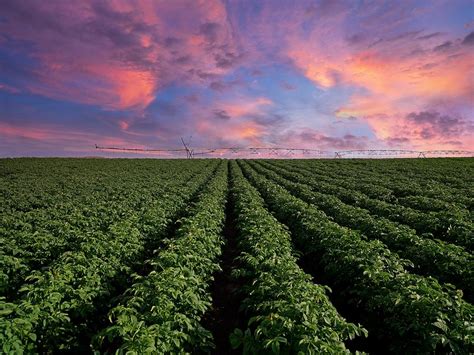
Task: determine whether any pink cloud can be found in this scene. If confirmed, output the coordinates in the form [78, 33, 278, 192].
[0, 0, 240, 110]
[276, 128, 370, 150]
[190, 95, 275, 146]
[196, 119, 267, 146]
[212, 97, 273, 119]
[0, 83, 20, 94]
[0, 121, 138, 150]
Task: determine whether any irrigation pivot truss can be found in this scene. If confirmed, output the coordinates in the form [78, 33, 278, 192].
[193, 147, 331, 157]
[93, 144, 184, 154]
[334, 150, 474, 158]
[95, 143, 473, 159]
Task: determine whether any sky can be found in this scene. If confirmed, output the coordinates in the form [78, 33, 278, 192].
[0, 0, 473, 157]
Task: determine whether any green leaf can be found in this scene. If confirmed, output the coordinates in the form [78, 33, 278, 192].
[229, 329, 243, 349]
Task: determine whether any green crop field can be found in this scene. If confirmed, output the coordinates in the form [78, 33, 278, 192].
[0, 158, 473, 354]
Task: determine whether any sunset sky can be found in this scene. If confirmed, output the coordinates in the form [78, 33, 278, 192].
[0, 0, 473, 157]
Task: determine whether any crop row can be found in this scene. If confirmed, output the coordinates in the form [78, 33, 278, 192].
[0, 161, 220, 353]
[239, 160, 474, 354]
[228, 161, 366, 353]
[95, 161, 228, 354]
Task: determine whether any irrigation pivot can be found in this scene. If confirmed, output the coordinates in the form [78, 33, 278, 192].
[94, 142, 474, 159]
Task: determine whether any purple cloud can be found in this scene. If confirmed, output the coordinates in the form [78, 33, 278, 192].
[406, 111, 472, 138]
[462, 31, 474, 45]
[433, 41, 453, 52]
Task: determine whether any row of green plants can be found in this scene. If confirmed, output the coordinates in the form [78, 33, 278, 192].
[397, 194, 470, 213]
[229, 161, 366, 354]
[250, 161, 474, 301]
[0, 160, 219, 354]
[239, 160, 474, 354]
[94, 161, 228, 354]
[293, 159, 473, 211]
[270, 160, 473, 249]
